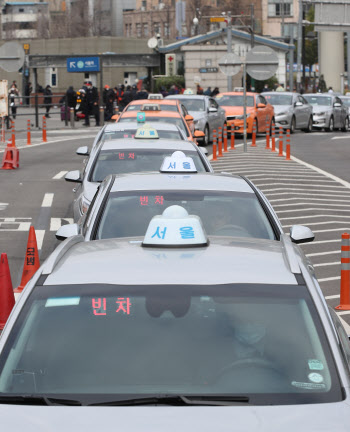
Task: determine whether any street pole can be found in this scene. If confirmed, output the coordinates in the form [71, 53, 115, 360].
[227, 11, 233, 92]
[296, 0, 303, 92]
[243, 63, 247, 153]
[347, 32, 350, 92]
[289, 33, 294, 91]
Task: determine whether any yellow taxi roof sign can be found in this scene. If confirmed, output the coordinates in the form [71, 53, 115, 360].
[135, 123, 159, 139]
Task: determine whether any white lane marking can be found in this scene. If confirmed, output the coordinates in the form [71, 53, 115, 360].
[325, 294, 340, 299]
[255, 182, 339, 188]
[303, 239, 341, 245]
[279, 212, 350, 218]
[282, 220, 350, 227]
[311, 228, 350, 233]
[41, 193, 54, 208]
[307, 251, 339, 257]
[331, 136, 350, 140]
[265, 192, 350, 198]
[50, 217, 74, 231]
[313, 262, 339, 268]
[262, 186, 349, 193]
[0, 221, 31, 231]
[338, 315, 350, 335]
[36, 229, 45, 251]
[253, 178, 336, 183]
[274, 201, 350, 207]
[289, 153, 350, 190]
[0, 203, 8, 211]
[246, 173, 329, 178]
[318, 276, 340, 282]
[337, 311, 350, 316]
[0, 134, 97, 154]
[53, 171, 68, 180]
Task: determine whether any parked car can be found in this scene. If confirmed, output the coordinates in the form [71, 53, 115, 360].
[263, 92, 313, 133]
[165, 95, 226, 146]
[215, 92, 275, 135]
[338, 95, 350, 129]
[303, 93, 349, 132]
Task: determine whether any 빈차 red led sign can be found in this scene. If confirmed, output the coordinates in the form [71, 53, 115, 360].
[92, 297, 132, 316]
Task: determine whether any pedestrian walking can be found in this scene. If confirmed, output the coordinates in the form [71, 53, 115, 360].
[8, 84, 20, 119]
[43, 85, 53, 118]
[120, 85, 133, 110]
[83, 81, 99, 126]
[211, 87, 220, 97]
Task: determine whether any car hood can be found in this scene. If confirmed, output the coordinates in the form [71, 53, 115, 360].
[0, 402, 350, 431]
[311, 105, 331, 114]
[221, 106, 255, 116]
[273, 105, 292, 114]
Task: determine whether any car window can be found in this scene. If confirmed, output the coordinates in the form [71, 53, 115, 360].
[181, 104, 189, 116]
[297, 96, 305, 104]
[102, 129, 183, 140]
[303, 96, 332, 106]
[216, 95, 255, 107]
[209, 98, 218, 109]
[119, 116, 190, 137]
[0, 283, 342, 405]
[300, 96, 308, 105]
[89, 149, 207, 182]
[178, 99, 206, 112]
[264, 94, 292, 105]
[126, 104, 178, 112]
[340, 98, 350, 107]
[334, 97, 342, 105]
[94, 190, 276, 240]
[259, 95, 267, 105]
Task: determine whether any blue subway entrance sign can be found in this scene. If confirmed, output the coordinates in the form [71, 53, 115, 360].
[67, 57, 100, 73]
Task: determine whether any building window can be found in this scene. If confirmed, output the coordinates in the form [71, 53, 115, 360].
[136, 23, 142, 38]
[143, 23, 148, 37]
[142, 0, 147, 9]
[153, 22, 160, 35]
[164, 23, 169, 38]
[268, 1, 293, 17]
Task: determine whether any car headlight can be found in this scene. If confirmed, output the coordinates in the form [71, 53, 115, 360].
[234, 113, 251, 120]
[80, 196, 91, 215]
[316, 112, 326, 116]
[277, 111, 288, 116]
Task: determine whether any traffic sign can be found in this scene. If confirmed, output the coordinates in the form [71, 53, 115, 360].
[210, 17, 225, 22]
[67, 57, 100, 73]
[165, 53, 176, 76]
[246, 46, 278, 80]
[0, 42, 25, 72]
[218, 53, 241, 77]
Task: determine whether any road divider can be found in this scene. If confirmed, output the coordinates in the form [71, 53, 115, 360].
[0, 253, 15, 331]
[336, 233, 350, 310]
[212, 129, 217, 161]
[218, 126, 223, 157]
[251, 119, 256, 147]
[42, 116, 47, 142]
[230, 126, 235, 149]
[271, 122, 276, 152]
[223, 123, 228, 152]
[278, 127, 283, 156]
[265, 120, 270, 149]
[27, 119, 31, 145]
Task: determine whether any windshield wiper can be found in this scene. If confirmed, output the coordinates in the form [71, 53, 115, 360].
[90, 395, 250, 406]
[0, 395, 82, 406]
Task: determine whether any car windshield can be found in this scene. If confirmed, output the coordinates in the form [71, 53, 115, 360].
[102, 129, 183, 140]
[89, 150, 206, 181]
[126, 104, 178, 112]
[119, 117, 189, 137]
[0, 283, 342, 405]
[303, 96, 332, 106]
[264, 94, 293, 105]
[93, 190, 276, 240]
[216, 95, 254, 107]
[178, 99, 206, 112]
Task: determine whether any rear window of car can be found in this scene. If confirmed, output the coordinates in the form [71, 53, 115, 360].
[178, 99, 206, 112]
[264, 94, 293, 105]
[119, 116, 190, 137]
[89, 150, 207, 181]
[303, 96, 332, 106]
[93, 190, 276, 240]
[0, 283, 342, 405]
[102, 129, 183, 140]
[216, 95, 254, 107]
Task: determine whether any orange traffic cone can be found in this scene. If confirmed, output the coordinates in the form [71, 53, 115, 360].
[1, 140, 19, 170]
[0, 253, 15, 330]
[15, 226, 40, 293]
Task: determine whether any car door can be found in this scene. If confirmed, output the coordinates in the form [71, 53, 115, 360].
[208, 97, 221, 131]
[256, 95, 269, 132]
[295, 95, 309, 128]
[333, 96, 342, 128]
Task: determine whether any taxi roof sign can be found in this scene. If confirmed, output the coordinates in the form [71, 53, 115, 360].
[141, 103, 161, 111]
[183, 88, 194, 95]
[135, 123, 159, 139]
[160, 151, 197, 173]
[136, 111, 146, 123]
[148, 93, 164, 100]
[143, 205, 208, 247]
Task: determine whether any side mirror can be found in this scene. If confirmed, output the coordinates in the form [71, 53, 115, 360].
[56, 223, 80, 241]
[76, 146, 90, 156]
[290, 225, 315, 244]
[208, 107, 217, 113]
[65, 170, 82, 183]
[257, 103, 266, 109]
[194, 130, 205, 138]
[185, 114, 194, 122]
[295, 101, 303, 107]
[111, 113, 120, 121]
[334, 102, 342, 107]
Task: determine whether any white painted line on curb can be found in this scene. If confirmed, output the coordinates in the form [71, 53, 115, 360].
[36, 229, 45, 251]
[313, 262, 339, 268]
[307, 250, 339, 257]
[325, 294, 340, 299]
[318, 276, 340, 282]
